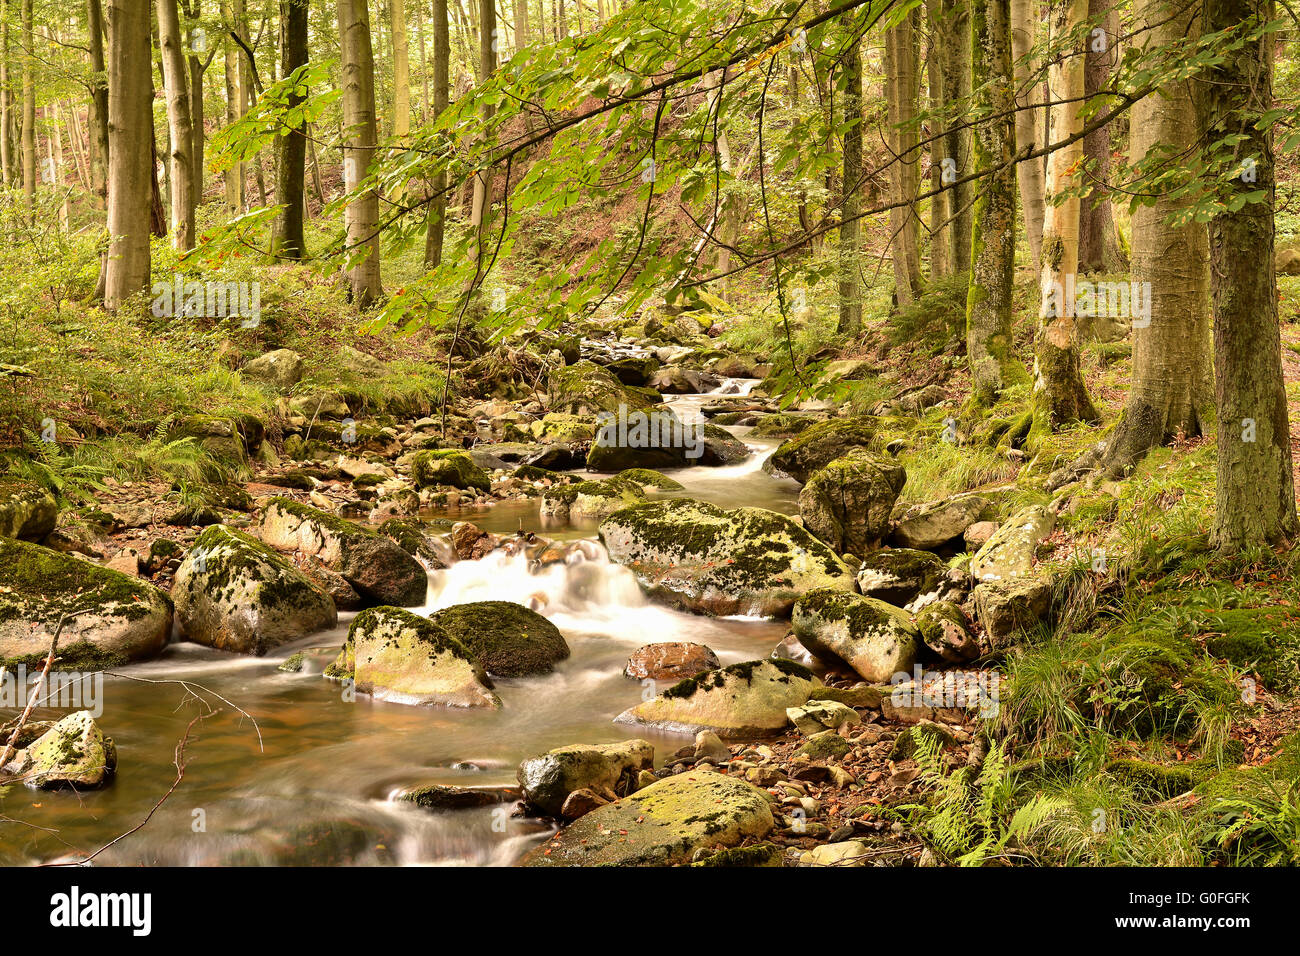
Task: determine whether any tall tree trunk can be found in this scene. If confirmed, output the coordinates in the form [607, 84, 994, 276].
[926, 0, 949, 280]
[184, 0, 206, 204]
[276, 0, 308, 257]
[423, 0, 449, 269]
[514, 0, 529, 51]
[392, 0, 411, 139]
[1197, 0, 1297, 549]
[468, 0, 496, 263]
[102, 0, 153, 309]
[1098, 0, 1208, 474]
[20, 0, 34, 209]
[1077, 0, 1126, 272]
[1, 0, 12, 186]
[1011, 0, 1045, 273]
[222, 0, 246, 212]
[941, 0, 972, 279]
[1034, 0, 1098, 426]
[837, 33, 863, 335]
[337, 0, 383, 306]
[414, 0, 429, 119]
[157, 0, 196, 249]
[884, 7, 923, 305]
[87, 0, 111, 207]
[966, 0, 1021, 403]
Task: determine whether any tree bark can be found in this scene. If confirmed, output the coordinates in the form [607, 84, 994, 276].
[514, 0, 529, 52]
[20, 0, 34, 208]
[102, 0, 153, 309]
[276, 0, 309, 257]
[1099, 0, 1208, 474]
[392, 0, 411, 139]
[1196, 0, 1297, 549]
[337, 0, 383, 306]
[1011, 0, 1045, 273]
[926, 0, 949, 280]
[884, 7, 923, 305]
[941, 0, 972, 279]
[468, 0, 496, 261]
[1077, 0, 1126, 273]
[1034, 0, 1098, 426]
[222, 0, 246, 212]
[157, 0, 196, 249]
[966, 0, 1021, 403]
[423, 0, 450, 268]
[837, 33, 863, 335]
[87, 0, 111, 207]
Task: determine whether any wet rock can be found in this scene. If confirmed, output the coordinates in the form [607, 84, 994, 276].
[972, 578, 1052, 647]
[540, 477, 646, 521]
[174, 525, 338, 655]
[242, 348, 304, 389]
[614, 468, 684, 491]
[261, 498, 427, 606]
[798, 450, 906, 554]
[970, 505, 1055, 582]
[4, 711, 116, 789]
[615, 659, 817, 739]
[430, 600, 569, 677]
[325, 606, 500, 708]
[647, 366, 720, 394]
[548, 360, 659, 415]
[560, 787, 611, 819]
[855, 548, 948, 610]
[762, 416, 877, 483]
[624, 641, 720, 681]
[397, 784, 517, 811]
[379, 517, 450, 566]
[809, 683, 884, 709]
[521, 769, 774, 866]
[691, 843, 784, 867]
[599, 497, 856, 617]
[411, 450, 491, 492]
[750, 413, 820, 439]
[516, 739, 654, 816]
[0, 478, 58, 540]
[891, 494, 988, 551]
[786, 700, 860, 735]
[0, 538, 172, 667]
[792, 588, 920, 683]
[915, 601, 980, 662]
[297, 557, 363, 611]
[451, 521, 501, 561]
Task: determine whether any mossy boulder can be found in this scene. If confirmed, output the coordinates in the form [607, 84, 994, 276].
[260, 498, 427, 606]
[792, 589, 920, 683]
[970, 505, 1055, 582]
[915, 601, 979, 663]
[615, 658, 818, 739]
[173, 525, 338, 656]
[547, 360, 660, 415]
[530, 412, 597, 444]
[615, 468, 684, 491]
[891, 494, 989, 551]
[242, 348, 304, 389]
[378, 517, 450, 565]
[516, 739, 654, 816]
[521, 769, 774, 866]
[598, 498, 856, 617]
[540, 477, 646, 521]
[586, 413, 750, 471]
[855, 548, 948, 610]
[763, 416, 878, 483]
[325, 606, 500, 708]
[411, 449, 491, 492]
[798, 451, 906, 555]
[972, 578, 1052, 647]
[0, 538, 172, 668]
[0, 478, 58, 540]
[750, 413, 820, 438]
[5, 711, 116, 789]
[430, 600, 569, 677]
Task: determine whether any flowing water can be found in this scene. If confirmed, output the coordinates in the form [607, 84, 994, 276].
[0, 384, 803, 866]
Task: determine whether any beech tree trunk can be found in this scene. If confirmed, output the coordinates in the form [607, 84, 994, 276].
[1100, 0, 1208, 474]
[1011, 0, 1045, 273]
[20, 0, 34, 208]
[222, 0, 246, 212]
[884, 7, 923, 305]
[1077, 0, 1126, 273]
[941, 0, 972, 278]
[926, 0, 949, 280]
[88, 0, 110, 207]
[837, 34, 863, 335]
[102, 0, 153, 309]
[276, 0, 309, 257]
[423, 0, 450, 269]
[468, 0, 497, 264]
[1034, 0, 1098, 426]
[1, 0, 13, 185]
[1197, 0, 1298, 549]
[337, 0, 383, 306]
[157, 0, 195, 250]
[392, 0, 411, 139]
[966, 0, 1021, 403]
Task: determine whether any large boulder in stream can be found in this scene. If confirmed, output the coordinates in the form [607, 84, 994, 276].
[260, 498, 428, 606]
[325, 606, 500, 708]
[798, 450, 906, 554]
[430, 600, 569, 677]
[855, 548, 948, 610]
[521, 769, 775, 866]
[615, 659, 818, 739]
[540, 477, 646, 521]
[1, 711, 116, 789]
[547, 360, 659, 415]
[0, 538, 173, 668]
[792, 589, 920, 684]
[762, 416, 877, 483]
[585, 413, 749, 471]
[0, 478, 58, 540]
[598, 498, 856, 617]
[516, 739, 654, 816]
[411, 449, 491, 492]
[173, 525, 338, 656]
